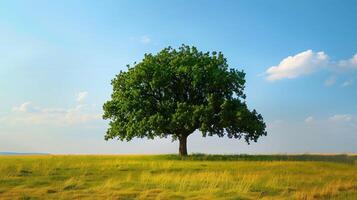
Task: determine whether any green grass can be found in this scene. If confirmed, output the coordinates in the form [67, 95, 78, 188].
[0, 154, 356, 200]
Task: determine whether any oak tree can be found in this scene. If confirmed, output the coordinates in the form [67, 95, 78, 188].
[103, 45, 266, 156]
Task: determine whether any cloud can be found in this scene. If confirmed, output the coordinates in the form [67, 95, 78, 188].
[76, 91, 88, 102]
[3, 102, 101, 126]
[324, 76, 337, 86]
[304, 116, 314, 123]
[265, 51, 357, 83]
[265, 50, 329, 81]
[328, 114, 353, 122]
[12, 102, 32, 112]
[338, 54, 357, 69]
[341, 80, 353, 87]
[140, 35, 151, 44]
[302, 114, 357, 124]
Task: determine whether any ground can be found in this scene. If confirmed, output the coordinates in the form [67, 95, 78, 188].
[0, 154, 356, 200]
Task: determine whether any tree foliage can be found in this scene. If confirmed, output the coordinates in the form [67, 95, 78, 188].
[103, 45, 266, 155]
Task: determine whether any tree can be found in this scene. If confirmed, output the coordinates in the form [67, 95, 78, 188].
[103, 45, 267, 156]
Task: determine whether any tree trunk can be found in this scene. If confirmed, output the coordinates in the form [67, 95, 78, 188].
[179, 135, 188, 156]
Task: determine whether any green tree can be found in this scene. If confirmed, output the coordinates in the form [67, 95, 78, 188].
[103, 45, 266, 156]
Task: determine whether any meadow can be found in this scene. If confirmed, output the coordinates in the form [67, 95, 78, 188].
[0, 154, 356, 200]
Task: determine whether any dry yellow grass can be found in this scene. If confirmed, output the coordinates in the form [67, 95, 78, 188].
[0, 155, 356, 199]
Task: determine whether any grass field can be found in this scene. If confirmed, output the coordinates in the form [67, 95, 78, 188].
[0, 155, 357, 200]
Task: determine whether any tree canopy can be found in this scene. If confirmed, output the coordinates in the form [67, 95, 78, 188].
[103, 45, 266, 156]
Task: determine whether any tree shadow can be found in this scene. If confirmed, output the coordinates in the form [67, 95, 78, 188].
[163, 154, 356, 164]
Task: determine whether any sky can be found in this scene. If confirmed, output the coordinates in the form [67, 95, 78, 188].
[1, 0, 357, 154]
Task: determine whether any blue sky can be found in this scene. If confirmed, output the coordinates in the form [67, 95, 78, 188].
[1, 0, 357, 154]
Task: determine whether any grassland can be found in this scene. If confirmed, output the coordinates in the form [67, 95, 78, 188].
[0, 154, 356, 200]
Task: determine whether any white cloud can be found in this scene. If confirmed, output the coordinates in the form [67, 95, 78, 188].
[265, 51, 357, 83]
[304, 116, 314, 123]
[338, 54, 357, 69]
[140, 35, 151, 44]
[4, 102, 101, 126]
[341, 80, 353, 87]
[266, 50, 329, 81]
[324, 76, 337, 86]
[12, 102, 32, 112]
[328, 114, 353, 122]
[76, 91, 88, 102]
[63, 104, 101, 125]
